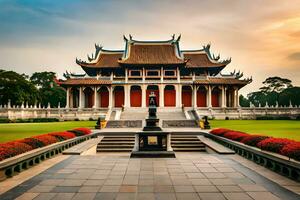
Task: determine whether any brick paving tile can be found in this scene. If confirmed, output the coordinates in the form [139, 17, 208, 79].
[223, 192, 253, 200]
[99, 185, 121, 192]
[247, 192, 281, 200]
[104, 179, 123, 185]
[39, 179, 64, 186]
[198, 192, 226, 200]
[72, 192, 96, 200]
[155, 192, 177, 200]
[186, 173, 205, 178]
[119, 185, 137, 193]
[59, 179, 85, 186]
[83, 179, 105, 186]
[95, 192, 117, 200]
[52, 192, 75, 200]
[203, 172, 226, 179]
[175, 192, 201, 200]
[194, 185, 219, 193]
[27, 185, 55, 193]
[51, 186, 80, 193]
[116, 192, 136, 200]
[15, 193, 39, 200]
[33, 193, 56, 200]
[239, 184, 268, 192]
[216, 185, 243, 192]
[224, 172, 245, 178]
[198, 167, 218, 173]
[154, 185, 175, 193]
[171, 178, 192, 185]
[174, 185, 195, 193]
[136, 193, 155, 200]
[210, 178, 235, 185]
[138, 186, 154, 193]
[78, 186, 101, 192]
[139, 179, 154, 185]
[190, 178, 212, 186]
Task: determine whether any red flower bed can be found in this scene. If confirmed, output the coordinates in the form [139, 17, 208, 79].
[210, 128, 300, 161]
[0, 142, 33, 160]
[73, 127, 92, 135]
[33, 135, 58, 146]
[281, 143, 300, 161]
[223, 131, 249, 142]
[49, 132, 76, 141]
[257, 138, 295, 153]
[241, 135, 269, 147]
[0, 127, 91, 162]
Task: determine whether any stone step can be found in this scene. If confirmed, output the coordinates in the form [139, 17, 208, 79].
[97, 135, 135, 152]
[97, 148, 133, 152]
[172, 147, 206, 151]
[171, 134, 206, 152]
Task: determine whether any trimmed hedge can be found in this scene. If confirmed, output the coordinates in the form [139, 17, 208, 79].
[0, 118, 59, 123]
[0, 127, 91, 161]
[210, 128, 300, 161]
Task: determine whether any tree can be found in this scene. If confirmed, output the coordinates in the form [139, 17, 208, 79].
[279, 87, 300, 106]
[239, 94, 250, 107]
[247, 91, 268, 107]
[259, 76, 292, 93]
[30, 72, 66, 108]
[0, 69, 39, 105]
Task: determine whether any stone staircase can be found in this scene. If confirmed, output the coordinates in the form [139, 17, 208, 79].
[157, 110, 186, 120]
[96, 135, 135, 152]
[171, 135, 206, 151]
[120, 109, 148, 120]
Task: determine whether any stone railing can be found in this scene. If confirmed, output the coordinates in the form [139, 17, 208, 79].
[106, 120, 143, 128]
[204, 133, 300, 182]
[196, 107, 300, 119]
[0, 133, 98, 181]
[0, 107, 108, 120]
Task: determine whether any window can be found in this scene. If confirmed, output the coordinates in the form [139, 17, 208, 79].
[164, 70, 176, 77]
[146, 70, 160, 77]
[129, 70, 142, 77]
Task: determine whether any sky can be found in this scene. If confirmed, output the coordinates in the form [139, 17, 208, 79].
[0, 0, 300, 95]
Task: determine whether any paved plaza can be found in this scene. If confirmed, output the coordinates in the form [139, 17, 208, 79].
[1, 152, 299, 200]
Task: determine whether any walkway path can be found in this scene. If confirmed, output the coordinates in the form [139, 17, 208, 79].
[1, 152, 299, 200]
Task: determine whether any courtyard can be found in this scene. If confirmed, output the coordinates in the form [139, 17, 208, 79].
[1, 151, 299, 200]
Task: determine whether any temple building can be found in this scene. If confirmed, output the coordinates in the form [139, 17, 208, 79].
[60, 35, 251, 110]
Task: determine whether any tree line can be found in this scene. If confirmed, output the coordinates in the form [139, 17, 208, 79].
[239, 77, 300, 107]
[0, 70, 66, 108]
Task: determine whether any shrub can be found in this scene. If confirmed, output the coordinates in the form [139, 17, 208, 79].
[17, 138, 45, 148]
[0, 118, 10, 123]
[73, 127, 92, 135]
[0, 142, 33, 161]
[281, 143, 300, 161]
[33, 135, 58, 146]
[223, 131, 249, 142]
[210, 128, 231, 136]
[241, 135, 269, 147]
[49, 132, 76, 141]
[257, 138, 295, 153]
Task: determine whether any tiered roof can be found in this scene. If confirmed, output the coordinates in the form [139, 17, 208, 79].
[59, 78, 111, 86]
[75, 35, 230, 70]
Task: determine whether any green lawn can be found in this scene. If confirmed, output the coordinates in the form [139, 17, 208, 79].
[0, 121, 95, 143]
[0, 120, 299, 143]
[211, 120, 300, 141]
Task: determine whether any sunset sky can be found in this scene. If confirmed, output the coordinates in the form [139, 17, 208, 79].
[0, 0, 300, 95]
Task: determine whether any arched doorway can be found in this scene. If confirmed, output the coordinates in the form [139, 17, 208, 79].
[212, 87, 221, 107]
[84, 87, 94, 108]
[197, 86, 207, 107]
[146, 85, 159, 106]
[114, 86, 124, 107]
[164, 85, 176, 107]
[130, 85, 142, 107]
[182, 86, 192, 107]
[71, 87, 79, 108]
[98, 86, 109, 108]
